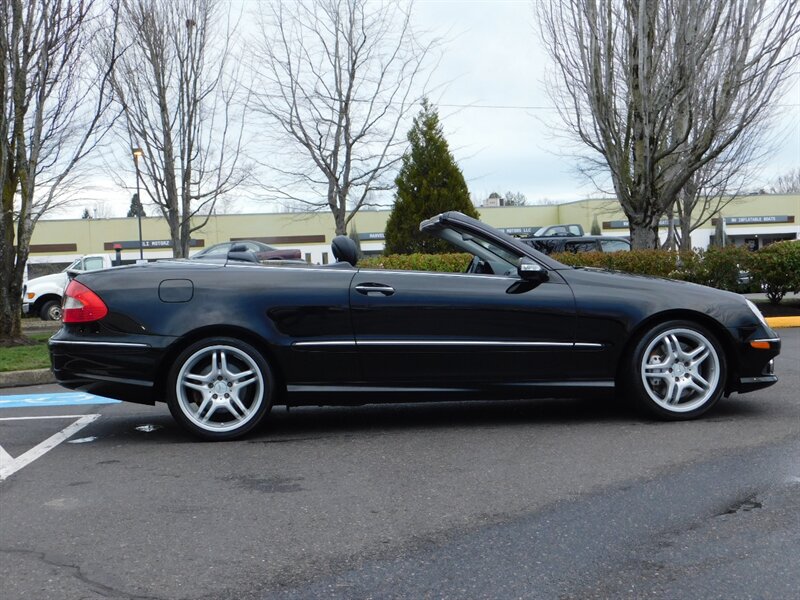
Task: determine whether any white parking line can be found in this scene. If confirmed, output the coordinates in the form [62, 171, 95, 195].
[0, 414, 100, 481]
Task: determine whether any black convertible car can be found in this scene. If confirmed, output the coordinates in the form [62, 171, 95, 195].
[50, 212, 780, 440]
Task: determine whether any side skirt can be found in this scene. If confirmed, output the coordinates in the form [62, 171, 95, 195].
[283, 381, 615, 406]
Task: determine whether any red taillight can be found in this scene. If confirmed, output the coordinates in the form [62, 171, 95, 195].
[62, 280, 108, 323]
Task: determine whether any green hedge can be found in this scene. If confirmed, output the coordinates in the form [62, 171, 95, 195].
[747, 241, 800, 303]
[551, 249, 688, 278]
[360, 253, 472, 273]
[364, 242, 800, 304]
[681, 246, 755, 293]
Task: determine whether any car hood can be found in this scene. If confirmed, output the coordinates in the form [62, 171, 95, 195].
[26, 271, 68, 288]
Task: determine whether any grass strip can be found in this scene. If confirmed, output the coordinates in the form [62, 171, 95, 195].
[0, 332, 52, 372]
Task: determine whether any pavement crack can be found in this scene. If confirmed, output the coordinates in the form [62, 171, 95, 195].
[0, 547, 168, 600]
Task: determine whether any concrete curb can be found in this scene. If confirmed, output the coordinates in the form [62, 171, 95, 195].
[765, 316, 800, 329]
[0, 368, 56, 389]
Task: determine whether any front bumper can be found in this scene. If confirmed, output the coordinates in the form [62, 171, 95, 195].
[727, 329, 781, 395]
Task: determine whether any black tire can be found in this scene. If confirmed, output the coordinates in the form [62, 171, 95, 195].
[626, 320, 727, 420]
[166, 337, 274, 441]
[40, 300, 63, 321]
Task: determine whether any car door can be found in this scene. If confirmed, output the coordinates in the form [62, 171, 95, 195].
[349, 268, 577, 385]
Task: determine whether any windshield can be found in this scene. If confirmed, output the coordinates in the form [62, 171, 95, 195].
[436, 226, 521, 276]
[64, 259, 82, 272]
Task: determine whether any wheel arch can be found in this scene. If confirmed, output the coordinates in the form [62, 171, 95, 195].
[153, 325, 285, 403]
[615, 309, 737, 391]
[33, 294, 62, 312]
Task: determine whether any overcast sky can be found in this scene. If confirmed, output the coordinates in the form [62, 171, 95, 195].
[71, 0, 800, 219]
[415, 0, 800, 203]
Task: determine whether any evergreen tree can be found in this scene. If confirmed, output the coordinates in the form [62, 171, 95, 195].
[384, 100, 479, 254]
[590, 215, 601, 235]
[127, 193, 145, 218]
[81, 208, 92, 219]
[348, 223, 363, 261]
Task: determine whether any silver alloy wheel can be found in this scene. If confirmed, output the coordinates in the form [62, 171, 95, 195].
[639, 328, 721, 413]
[175, 344, 264, 433]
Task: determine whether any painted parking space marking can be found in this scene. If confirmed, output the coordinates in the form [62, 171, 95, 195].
[0, 444, 12, 466]
[0, 414, 100, 481]
[0, 392, 120, 409]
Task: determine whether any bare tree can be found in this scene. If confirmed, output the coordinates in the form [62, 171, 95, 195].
[108, 0, 248, 258]
[0, 0, 118, 342]
[503, 191, 528, 206]
[772, 168, 800, 194]
[250, 0, 434, 235]
[538, 0, 800, 248]
[667, 140, 761, 250]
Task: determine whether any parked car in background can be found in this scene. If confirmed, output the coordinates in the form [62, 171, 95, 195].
[192, 241, 302, 262]
[23, 254, 116, 320]
[530, 223, 585, 237]
[521, 236, 631, 255]
[50, 211, 779, 440]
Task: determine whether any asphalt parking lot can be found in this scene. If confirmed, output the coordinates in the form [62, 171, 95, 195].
[1, 329, 799, 600]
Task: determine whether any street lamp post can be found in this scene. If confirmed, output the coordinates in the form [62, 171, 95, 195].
[132, 147, 144, 260]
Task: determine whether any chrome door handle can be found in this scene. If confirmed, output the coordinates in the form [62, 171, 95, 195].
[355, 283, 395, 296]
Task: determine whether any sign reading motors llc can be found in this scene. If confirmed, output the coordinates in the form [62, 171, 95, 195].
[103, 239, 204, 250]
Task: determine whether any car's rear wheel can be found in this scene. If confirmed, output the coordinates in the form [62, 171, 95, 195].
[40, 300, 62, 321]
[627, 320, 726, 420]
[167, 337, 273, 440]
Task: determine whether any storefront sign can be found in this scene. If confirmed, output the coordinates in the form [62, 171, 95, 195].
[498, 226, 539, 236]
[358, 232, 386, 241]
[607, 215, 795, 229]
[721, 215, 794, 225]
[104, 239, 204, 250]
[603, 219, 676, 229]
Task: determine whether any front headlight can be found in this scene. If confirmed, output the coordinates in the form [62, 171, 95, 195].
[745, 299, 770, 329]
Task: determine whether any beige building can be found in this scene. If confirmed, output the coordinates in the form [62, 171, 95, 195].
[24, 194, 800, 273]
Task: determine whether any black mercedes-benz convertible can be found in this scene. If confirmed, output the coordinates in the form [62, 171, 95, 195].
[49, 211, 780, 440]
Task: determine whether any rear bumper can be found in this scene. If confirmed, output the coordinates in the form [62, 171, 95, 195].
[49, 332, 170, 406]
[52, 372, 157, 405]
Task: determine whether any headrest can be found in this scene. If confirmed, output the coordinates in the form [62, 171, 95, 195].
[331, 235, 358, 266]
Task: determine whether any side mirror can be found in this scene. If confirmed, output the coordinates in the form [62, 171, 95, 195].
[517, 258, 548, 283]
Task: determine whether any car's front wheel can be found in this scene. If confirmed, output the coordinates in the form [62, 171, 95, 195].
[627, 320, 727, 420]
[167, 337, 274, 440]
[40, 300, 62, 321]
